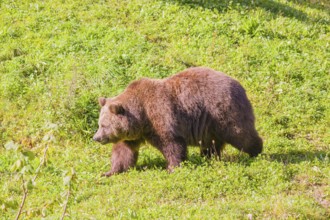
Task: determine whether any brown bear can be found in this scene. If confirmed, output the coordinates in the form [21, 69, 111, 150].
[93, 67, 263, 176]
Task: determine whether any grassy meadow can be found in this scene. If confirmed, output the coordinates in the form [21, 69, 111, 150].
[0, 0, 329, 219]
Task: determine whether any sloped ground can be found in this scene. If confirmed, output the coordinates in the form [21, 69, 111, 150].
[0, 0, 329, 218]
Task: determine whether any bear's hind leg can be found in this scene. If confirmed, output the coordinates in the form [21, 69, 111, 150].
[103, 140, 140, 177]
[160, 137, 187, 173]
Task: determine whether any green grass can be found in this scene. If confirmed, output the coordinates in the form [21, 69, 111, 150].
[1, 0, 329, 219]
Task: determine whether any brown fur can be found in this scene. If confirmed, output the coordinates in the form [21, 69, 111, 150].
[93, 67, 263, 176]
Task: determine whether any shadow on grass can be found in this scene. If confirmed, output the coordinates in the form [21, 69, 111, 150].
[136, 152, 254, 171]
[266, 150, 329, 164]
[136, 157, 167, 171]
[136, 149, 329, 171]
[219, 149, 329, 165]
[287, 0, 330, 15]
[164, 0, 329, 23]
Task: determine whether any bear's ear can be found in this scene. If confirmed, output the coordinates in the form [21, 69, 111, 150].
[109, 103, 125, 115]
[98, 97, 106, 107]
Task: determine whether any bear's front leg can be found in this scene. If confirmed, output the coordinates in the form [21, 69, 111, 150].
[103, 140, 140, 177]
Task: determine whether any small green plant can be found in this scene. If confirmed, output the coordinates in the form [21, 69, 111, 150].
[4, 140, 49, 220]
[61, 168, 77, 220]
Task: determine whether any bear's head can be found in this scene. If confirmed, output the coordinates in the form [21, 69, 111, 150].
[93, 97, 142, 144]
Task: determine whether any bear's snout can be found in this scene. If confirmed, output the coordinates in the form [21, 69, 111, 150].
[93, 134, 101, 142]
[93, 132, 111, 144]
[93, 131, 103, 142]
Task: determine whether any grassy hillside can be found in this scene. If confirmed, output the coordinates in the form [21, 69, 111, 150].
[1, 0, 329, 219]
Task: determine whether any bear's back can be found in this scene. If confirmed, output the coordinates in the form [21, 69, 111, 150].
[164, 67, 245, 112]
